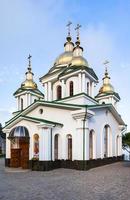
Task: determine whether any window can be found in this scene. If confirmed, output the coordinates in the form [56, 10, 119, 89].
[21, 98, 23, 110]
[33, 134, 39, 159]
[89, 130, 93, 159]
[69, 81, 73, 96]
[54, 134, 59, 160]
[87, 82, 89, 95]
[57, 85, 62, 99]
[67, 134, 72, 160]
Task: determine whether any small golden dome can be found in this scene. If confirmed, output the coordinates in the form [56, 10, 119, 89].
[98, 68, 115, 94]
[71, 56, 88, 67]
[54, 51, 73, 66]
[99, 83, 114, 93]
[21, 79, 37, 89]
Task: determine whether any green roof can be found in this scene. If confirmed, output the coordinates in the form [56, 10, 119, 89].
[21, 115, 63, 126]
[53, 92, 98, 103]
[13, 88, 44, 97]
[95, 92, 120, 100]
[58, 65, 98, 80]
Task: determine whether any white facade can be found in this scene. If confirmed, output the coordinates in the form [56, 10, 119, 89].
[3, 33, 126, 168]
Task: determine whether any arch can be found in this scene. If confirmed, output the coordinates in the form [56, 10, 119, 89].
[9, 126, 30, 169]
[57, 85, 62, 99]
[69, 81, 74, 96]
[66, 134, 72, 160]
[89, 130, 95, 159]
[33, 134, 39, 159]
[103, 125, 112, 158]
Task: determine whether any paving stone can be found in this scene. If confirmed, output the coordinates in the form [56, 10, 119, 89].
[0, 158, 130, 200]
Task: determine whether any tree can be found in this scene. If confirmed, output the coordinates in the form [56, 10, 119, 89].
[122, 132, 130, 153]
[0, 123, 6, 139]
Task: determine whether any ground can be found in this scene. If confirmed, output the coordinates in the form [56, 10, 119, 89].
[0, 159, 130, 200]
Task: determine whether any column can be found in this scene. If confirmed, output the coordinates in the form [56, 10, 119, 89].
[44, 83, 48, 101]
[78, 73, 82, 93]
[82, 73, 86, 93]
[61, 79, 65, 98]
[48, 82, 52, 101]
[6, 131, 11, 159]
[42, 127, 51, 161]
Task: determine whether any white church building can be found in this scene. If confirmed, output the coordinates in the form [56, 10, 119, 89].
[3, 25, 126, 170]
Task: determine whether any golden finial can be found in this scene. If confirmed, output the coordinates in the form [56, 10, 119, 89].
[28, 54, 32, 70]
[66, 21, 72, 36]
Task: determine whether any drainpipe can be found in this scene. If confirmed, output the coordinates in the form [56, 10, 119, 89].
[50, 128, 53, 161]
[83, 106, 87, 169]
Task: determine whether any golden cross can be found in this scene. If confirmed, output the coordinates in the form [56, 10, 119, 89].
[28, 54, 32, 68]
[66, 21, 72, 36]
[103, 60, 109, 73]
[75, 24, 82, 37]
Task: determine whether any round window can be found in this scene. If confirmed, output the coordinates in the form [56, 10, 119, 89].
[39, 109, 43, 114]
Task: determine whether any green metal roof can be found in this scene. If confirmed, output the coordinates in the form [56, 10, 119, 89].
[58, 65, 98, 80]
[21, 115, 63, 126]
[13, 88, 44, 97]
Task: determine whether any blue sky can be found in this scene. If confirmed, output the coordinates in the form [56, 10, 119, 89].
[0, 0, 130, 130]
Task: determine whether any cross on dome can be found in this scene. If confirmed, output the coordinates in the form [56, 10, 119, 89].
[75, 24, 82, 37]
[66, 21, 72, 36]
[28, 54, 32, 69]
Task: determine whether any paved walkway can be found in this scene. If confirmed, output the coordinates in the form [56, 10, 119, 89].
[0, 158, 130, 200]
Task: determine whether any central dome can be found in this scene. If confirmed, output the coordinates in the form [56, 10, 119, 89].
[71, 56, 88, 67]
[54, 51, 73, 66]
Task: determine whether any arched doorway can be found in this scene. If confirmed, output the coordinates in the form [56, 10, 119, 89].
[89, 130, 95, 159]
[67, 134, 72, 160]
[8, 126, 29, 169]
[54, 134, 59, 160]
[103, 125, 112, 158]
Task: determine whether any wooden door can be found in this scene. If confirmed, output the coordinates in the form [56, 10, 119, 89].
[20, 140, 29, 169]
[10, 149, 21, 168]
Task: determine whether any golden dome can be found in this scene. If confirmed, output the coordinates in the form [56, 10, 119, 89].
[99, 83, 114, 93]
[21, 79, 37, 89]
[71, 56, 88, 67]
[99, 68, 115, 94]
[54, 51, 73, 66]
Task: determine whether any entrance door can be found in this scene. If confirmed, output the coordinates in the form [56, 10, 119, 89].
[20, 139, 29, 169]
[10, 149, 21, 168]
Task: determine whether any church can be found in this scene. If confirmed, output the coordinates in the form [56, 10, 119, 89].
[3, 24, 126, 170]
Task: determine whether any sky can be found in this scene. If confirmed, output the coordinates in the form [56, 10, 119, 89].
[0, 0, 130, 130]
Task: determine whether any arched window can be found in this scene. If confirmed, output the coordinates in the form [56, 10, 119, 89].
[87, 82, 89, 95]
[33, 134, 39, 159]
[104, 125, 108, 158]
[54, 134, 59, 160]
[103, 125, 112, 158]
[116, 135, 119, 156]
[21, 98, 23, 110]
[89, 130, 93, 159]
[67, 134, 72, 160]
[69, 81, 73, 96]
[57, 85, 62, 100]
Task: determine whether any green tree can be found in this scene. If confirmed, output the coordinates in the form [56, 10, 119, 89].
[0, 123, 5, 139]
[122, 132, 130, 153]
